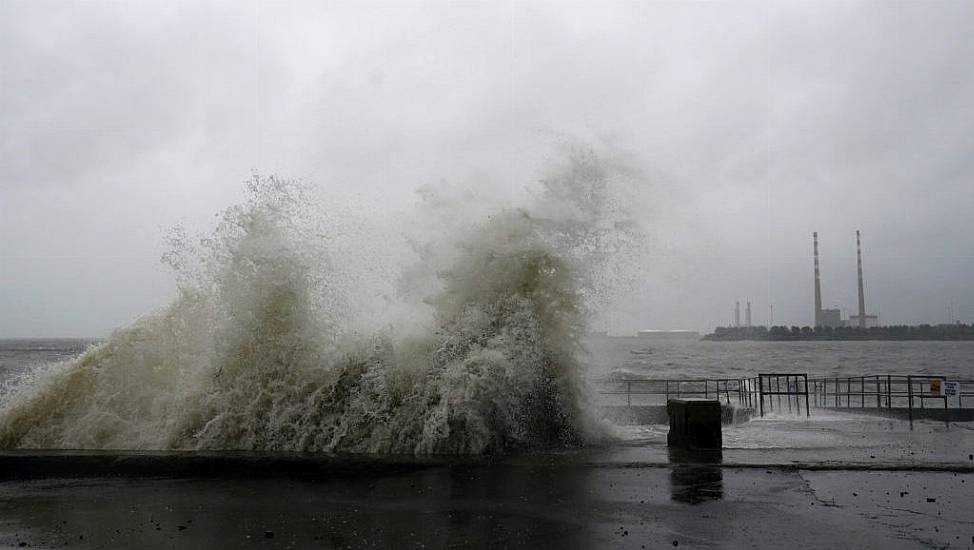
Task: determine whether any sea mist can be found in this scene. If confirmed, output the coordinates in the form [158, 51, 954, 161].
[0, 146, 640, 454]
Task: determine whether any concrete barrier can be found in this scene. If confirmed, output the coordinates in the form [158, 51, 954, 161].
[666, 399, 722, 451]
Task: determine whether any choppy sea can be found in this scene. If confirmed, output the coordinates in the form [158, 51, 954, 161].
[585, 337, 974, 380]
[3, 337, 973, 389]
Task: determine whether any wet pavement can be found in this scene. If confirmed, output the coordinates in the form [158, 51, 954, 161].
[1, 416, 972, 549]
[1, 463, 972, 549]
[608, 412, 974, 469]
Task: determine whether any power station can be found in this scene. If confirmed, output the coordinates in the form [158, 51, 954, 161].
[732, 300, 753, 328]
[812, 231, 879, 329]
[812, 232, 842, 328]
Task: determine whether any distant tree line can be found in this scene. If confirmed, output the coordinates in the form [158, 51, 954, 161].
[703, 324, 974, 341]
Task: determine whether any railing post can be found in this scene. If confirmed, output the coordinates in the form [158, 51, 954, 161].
[759, 376, 764, 417]
[887, 375, 892, 408]
[804, 375, 810, 417]
[944, 377, 949, 429]
[907, 375, 914, 429]
[626, 380, 631, 407]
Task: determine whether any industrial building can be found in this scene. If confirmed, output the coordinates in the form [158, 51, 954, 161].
[636, 329, 701, 340]
[812, 231, 880, 329]
[845, 315, 880, 328]
[820, 308, 842, 328]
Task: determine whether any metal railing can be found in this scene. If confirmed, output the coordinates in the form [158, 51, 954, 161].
[809, 374, 973, 424]
[596, 372, 973, 424]
[597, 378, 753, 407]
[756, 373, 810, 418]
[596, 373, 811, 418]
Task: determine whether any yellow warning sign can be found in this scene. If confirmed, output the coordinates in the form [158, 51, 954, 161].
[929, 379, 942, 396]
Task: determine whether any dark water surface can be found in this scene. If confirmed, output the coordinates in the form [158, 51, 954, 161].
[0, 339, 99, 382]
[585, 337, 974, 380]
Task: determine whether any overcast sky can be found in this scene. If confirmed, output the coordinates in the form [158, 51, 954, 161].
[2, 0, 973, 337]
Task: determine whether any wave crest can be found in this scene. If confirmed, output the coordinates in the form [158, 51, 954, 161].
[0, 147, 640, 454]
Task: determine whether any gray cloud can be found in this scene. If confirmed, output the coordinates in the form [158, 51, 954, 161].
[1, 0, 973, 336]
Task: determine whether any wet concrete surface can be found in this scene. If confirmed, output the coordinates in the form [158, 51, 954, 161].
[1, 416, 972, 549]
[1, 464, 972, 549]
[610, 413, 974, 469]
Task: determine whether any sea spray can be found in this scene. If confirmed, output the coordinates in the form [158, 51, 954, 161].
[0, 147, 641, 453]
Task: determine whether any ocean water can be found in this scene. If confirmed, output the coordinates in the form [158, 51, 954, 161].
[584, 337, 974, 380]
[0, 339, 100, 383]
[4, 337, 972, 394]
[3, 336, 973, 465]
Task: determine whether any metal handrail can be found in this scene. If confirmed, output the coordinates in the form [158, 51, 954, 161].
[596, 373, 971, 424]
[806, 374, 972, 427]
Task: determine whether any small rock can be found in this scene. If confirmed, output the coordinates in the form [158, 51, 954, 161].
[673, 541, 679, 547]
[264, 531, 275, 539]
[178, 525, 187, 531]
[926, 498, 936, 503]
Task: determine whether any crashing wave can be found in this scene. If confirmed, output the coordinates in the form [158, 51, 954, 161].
[0, 147, 641, 454]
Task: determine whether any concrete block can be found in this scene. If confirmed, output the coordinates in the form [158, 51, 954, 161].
[667, 399, 722, 451]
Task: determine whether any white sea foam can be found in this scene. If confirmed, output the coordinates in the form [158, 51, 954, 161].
[0, 146, 642, 454]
